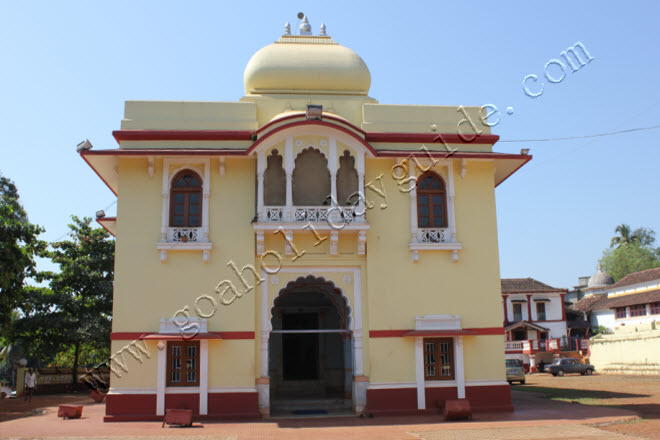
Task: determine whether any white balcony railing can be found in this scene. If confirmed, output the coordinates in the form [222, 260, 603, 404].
[505, 341, 523, 350]
[415, 228, 451, 243]
[168, 227, 203, 243]
[260, 205, 364, 223]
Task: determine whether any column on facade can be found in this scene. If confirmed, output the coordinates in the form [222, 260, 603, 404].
[503, 294, 509, 322]
[257, 272, 271, 415]
[156, 340, 166, 416]
[414, 337, 426, 410]
[455, 336, 465, 399]
[256, 151, 265, 222]
[329, 137, 338, 204]
[356, 152, 366, 219]
[526, 294, 532, 321]
[284, 137, 294, 220]
[447, 160, 457, 241]
[202, 162, 210, 241]
[160, 164, 170, 242]
[409, 161, 418, 241]
[199, 339, 208, 415]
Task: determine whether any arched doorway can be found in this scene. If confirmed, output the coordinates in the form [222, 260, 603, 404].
[269, 276, 353, 414]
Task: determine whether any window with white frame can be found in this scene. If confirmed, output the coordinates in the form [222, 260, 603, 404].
[156, 158, 212, 263]
[408, 161, 461, 262]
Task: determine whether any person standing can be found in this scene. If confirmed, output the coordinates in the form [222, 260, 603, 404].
[24, 368, 37, 402]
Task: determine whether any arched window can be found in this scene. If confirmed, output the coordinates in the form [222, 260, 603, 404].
[336, 150, 358, 206]
[417, 172, 447, 228]
[292, 148, 331, 206]
[264, 149, 286, 205]
[170, 170, 202, 227]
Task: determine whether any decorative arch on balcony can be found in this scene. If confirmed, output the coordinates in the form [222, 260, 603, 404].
[251, 117, 374, 224]
[292, 147, 331, 206]
[337, 150, 358, 206]
[264, 149, 286, 205]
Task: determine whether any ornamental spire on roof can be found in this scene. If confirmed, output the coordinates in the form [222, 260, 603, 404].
[300, 15, 312, 35]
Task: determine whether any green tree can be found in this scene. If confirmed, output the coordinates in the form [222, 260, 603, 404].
[14, 216, 114, 385]
[610, 224, 640, 248]
[600, 241, 660, 281]
[0, 176, 45, 333]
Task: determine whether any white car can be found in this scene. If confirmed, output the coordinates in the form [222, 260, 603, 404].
[1, 385, 13, 398]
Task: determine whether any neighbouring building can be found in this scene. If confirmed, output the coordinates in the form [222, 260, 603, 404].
[574, 267, 660, 333]
[82, 18, 531, 421]
[575, 267, 660, 375]
[501, 278, 588, 371]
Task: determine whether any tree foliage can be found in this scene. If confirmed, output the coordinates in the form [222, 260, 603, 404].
[601, 224, 660, 281]
[0, 176, 45, 333]
[13, 216, 114, 380]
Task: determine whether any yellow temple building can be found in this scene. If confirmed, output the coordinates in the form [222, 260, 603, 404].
[82, 18, 530, 421]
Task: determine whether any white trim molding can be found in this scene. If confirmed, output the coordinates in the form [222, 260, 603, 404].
[258, 266, 365, 413]
[157, 157, 213, 263]
[407, 159, 462, 262]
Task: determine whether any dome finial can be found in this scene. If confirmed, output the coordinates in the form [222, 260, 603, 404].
[300, 15, 312, 35]
[320, 22, 327, 36]
[284, 22, 291, 36]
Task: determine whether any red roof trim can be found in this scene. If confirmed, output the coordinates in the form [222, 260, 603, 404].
[80, 152, 117, 196]
[369, 327, 504, 338]
[366, 132, 500, 145]
[256, 112, 367, 136]
[401, 329, 477, 336]
[246, 120, 377, 156]
[110, 331, 255, 340]
[112, 130, 253, 144]
[81, 149, 246, 157]
[377, 151, 531, 160]
[96, 217, 117, 237]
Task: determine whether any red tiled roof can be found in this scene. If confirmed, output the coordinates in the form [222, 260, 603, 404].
[501, 278, 566, 294]
[608, 267, 660, 290]
[572, 294, 609, 312]
[504, 320, 549, 332]
[604, 289, 660, 309]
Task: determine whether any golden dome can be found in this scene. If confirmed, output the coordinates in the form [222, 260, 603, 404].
[243, 35, 371, 96]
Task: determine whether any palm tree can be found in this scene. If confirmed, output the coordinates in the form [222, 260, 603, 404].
[610, 224, 641, 248]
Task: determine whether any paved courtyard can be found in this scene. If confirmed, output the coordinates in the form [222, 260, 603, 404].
[2, 374, 659, 439]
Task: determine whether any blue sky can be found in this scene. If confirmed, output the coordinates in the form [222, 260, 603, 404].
[1, 1, 659, 288]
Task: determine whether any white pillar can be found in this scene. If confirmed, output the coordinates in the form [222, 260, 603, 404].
[415, 337, 426, 410]
[156, 340, 166, 416]
[199, 339, 208, 415]
[447, 161, 457, 241]
[285, 137, 294, 220]
[455, 336, 465, 399]
[409, 161, 418, 241]
[160, 162, 170, 242]
[357, 153, 365, 220]
[257, 152, 265, 221]
[202, 159, 210, 241]
[257, 271, 271, 415]
[329, 137, 338, 204]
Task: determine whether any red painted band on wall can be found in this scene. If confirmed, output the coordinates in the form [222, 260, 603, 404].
[366, 132, 500, 145]
[369, 327, 504, 338]
[112, 130, 254, 143]
[110, 331, 255, 341]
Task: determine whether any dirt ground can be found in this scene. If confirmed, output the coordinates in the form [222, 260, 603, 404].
[0, 393, 89, 422]
[518, 374, 660, 439]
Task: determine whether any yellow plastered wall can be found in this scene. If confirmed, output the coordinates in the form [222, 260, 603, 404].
[369, 338, 415, 383]
[113, 157, 257, 333]
[208, 340, 255, 387]
[109, 340, 159, 388]
[363, 158, 505, 382]
[364, 159, 501, 330]
[463, 335, 506, 381]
